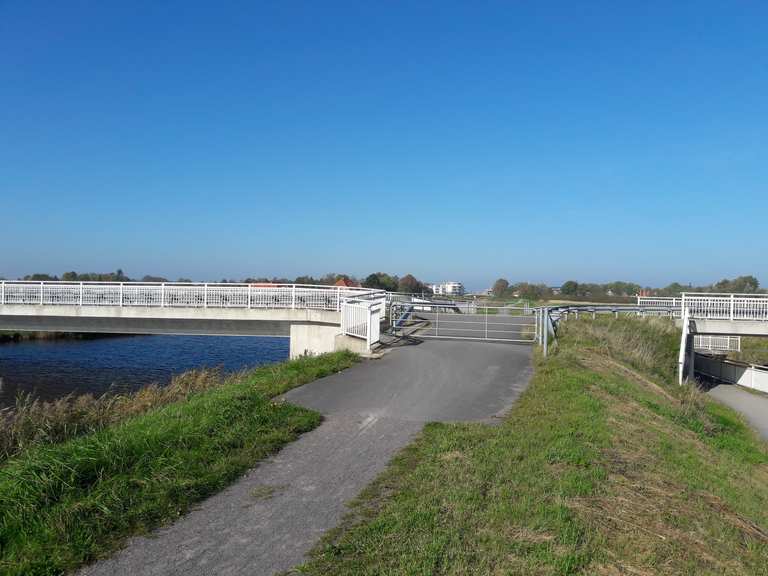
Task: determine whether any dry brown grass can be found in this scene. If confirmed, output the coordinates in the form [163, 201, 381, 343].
[573, 353, 768, 575]
[0, 367, 227, 462]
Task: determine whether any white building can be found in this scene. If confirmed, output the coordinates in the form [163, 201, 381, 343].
[429, 281, 465, 296]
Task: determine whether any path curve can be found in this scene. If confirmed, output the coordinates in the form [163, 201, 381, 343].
[80, 339, 533, 576]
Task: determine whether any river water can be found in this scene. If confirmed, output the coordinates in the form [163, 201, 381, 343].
[0, 335, 289, 408]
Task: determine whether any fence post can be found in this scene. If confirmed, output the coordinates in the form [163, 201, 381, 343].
[204, 284, 208, 308]
[120, 283, 123, 307]
[730, 294, 735, 321]
[0, 281, 3, 305]
[485, 307, 488, 339]
[336, 287, 341, 311]
[543, 308, 549, 357]
[291, 285, 296, 309]
[161, 283, 165, 308]
[40, 281, 44, 305]
[79, 283, 83, 306]
[248, 284, 252, 309]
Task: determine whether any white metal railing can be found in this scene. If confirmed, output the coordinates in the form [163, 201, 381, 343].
[0, 281, 383, 313]
[637, 296, 682, 308]
[341, 299, 383, 349]
[682, 292, 768, 322]
[638, 293, 768, 322]
[693, 335, 741, 353]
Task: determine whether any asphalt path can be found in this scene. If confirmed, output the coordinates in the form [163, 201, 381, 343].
[708, 384, 768, 440]
[80, 338, 534, 576]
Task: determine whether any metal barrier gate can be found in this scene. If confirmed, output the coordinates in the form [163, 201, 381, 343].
[390, 302, 537, 343]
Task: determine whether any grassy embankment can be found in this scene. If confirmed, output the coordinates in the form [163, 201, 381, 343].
[0, 351, 357, 576]
[297, 317, 768, 575]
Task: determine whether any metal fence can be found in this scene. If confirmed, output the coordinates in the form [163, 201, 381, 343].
[391, 303, 537, 343]
[0, 281, 384, 312]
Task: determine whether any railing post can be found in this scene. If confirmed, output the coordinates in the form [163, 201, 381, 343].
[485, 307, 488, 339]
[204, 283, 208, 308]
[543, 308, 549, 357]
[248, 284, 252, 309]
[39, 281, 44, 305]
[161, 283, 165, 308]
[730, 294, 735, 321]
[292, 285, 296, 309]
[336, 286, 341, 311]
[1, 281, 4, 305]
[120, 282, 123, 307]
[79, 282, 83, 306]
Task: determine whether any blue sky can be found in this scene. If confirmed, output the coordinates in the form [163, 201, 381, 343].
[2, 1, 766, 290]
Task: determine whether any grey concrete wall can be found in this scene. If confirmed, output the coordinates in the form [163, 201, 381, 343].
[0, 304, 341, 341]
[689, 319, 768, 336]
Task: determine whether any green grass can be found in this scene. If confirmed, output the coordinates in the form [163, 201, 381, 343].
[0, 351, 357, 576]
[297, 318, 768, 575]
[730, 336, 768, 366]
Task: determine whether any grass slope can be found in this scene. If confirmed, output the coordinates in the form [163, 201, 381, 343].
[0, 351, 357, 576]
[297, 318, 768, 575]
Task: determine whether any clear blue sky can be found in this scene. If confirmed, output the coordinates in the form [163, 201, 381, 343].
[2, 1, 766, 290]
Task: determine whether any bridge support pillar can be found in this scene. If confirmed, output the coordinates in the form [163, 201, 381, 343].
[289, 324, 341, 359]
[289, 324, 371, 359]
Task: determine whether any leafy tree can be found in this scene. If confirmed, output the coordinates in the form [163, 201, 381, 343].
[23, 273, 59, 281]
[141, 275, 169, 283]
[491, 278, 510, 298]
[560, 280, 579, 296]
[363, 272, 399, 292]
[398, 274, 427, 294]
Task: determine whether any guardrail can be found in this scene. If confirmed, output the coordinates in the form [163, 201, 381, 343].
[0, 281, 383, 312]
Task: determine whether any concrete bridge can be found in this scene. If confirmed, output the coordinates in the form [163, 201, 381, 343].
[637, 293, 768, 384]
[0, 281, 385, 358]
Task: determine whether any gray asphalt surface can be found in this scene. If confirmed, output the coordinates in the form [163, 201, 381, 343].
[708, 384, 768, 440]
[79, 339, 533, 576]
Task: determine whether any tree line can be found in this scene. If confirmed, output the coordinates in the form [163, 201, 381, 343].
[490, 275, 763, 301]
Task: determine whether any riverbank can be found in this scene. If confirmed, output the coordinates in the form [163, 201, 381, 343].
[0, 351, 357, 576]
[298, 317, 768, 575]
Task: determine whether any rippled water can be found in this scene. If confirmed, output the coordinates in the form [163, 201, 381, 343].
[0, 335, 289, 407]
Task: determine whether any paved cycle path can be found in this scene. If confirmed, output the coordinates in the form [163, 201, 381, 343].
[708, 383, 768, 440]
[80, 339, 533, 576]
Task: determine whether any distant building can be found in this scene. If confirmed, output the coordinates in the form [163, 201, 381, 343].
[550, 286, 562, 295]
[429, 281, 465, 296]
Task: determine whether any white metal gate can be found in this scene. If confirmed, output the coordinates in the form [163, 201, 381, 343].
[390, 302, 537, 343]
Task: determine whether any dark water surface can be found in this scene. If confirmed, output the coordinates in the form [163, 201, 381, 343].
[0, 335, 289, 407]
